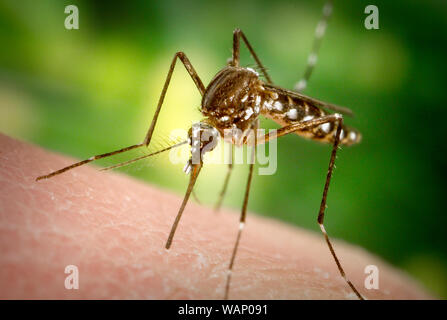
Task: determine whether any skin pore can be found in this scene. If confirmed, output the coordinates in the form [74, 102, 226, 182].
[0, 133, 432, 299]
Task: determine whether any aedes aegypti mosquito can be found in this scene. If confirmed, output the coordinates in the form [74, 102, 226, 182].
[36, 0, 364, 299]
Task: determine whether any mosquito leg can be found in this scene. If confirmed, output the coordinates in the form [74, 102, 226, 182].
[192, 190, 201, 205]
[36, 52, 204, 181]
[257, 114, 365, 300]
[214, 144, 234, 212]
[317, 117, 364, 300]
[165, 163, 203, 249]
[35, 143, 144, 181]
[231, 28, 273, 84]
[214, 163, 233, 212]
[294, 0, 333, 92]
[224, 125, 257, 300]
[143, 52, 206, 146]
[258, 113, 343, 144]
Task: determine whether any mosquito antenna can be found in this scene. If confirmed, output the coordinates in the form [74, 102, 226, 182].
[100, 141, 187, 171]
[165, 163, 203, 249]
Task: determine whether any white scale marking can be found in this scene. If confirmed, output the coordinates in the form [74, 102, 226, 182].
[244, 108, 254, 120]
[316, 21, 327, 38]
[286, 108, 298, 120]
[323, 3, 333, 16]
[183, 162, 192, 175]
[319, 223, 327, 234]
[273, 101, 283, 111]
[321, 122, 331, 133]
[295, 79, 307, 91]
[308, 53, 318, 66]
[303, 115, 314, 121]
[263, 100, 273, 110]
[246, 67, 259, 76]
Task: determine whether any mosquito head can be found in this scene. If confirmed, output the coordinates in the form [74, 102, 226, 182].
[183, 122, 220, 174]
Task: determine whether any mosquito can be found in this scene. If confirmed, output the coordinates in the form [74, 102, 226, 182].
[36, 0, 364, 299]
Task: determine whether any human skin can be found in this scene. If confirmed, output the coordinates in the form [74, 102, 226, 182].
[0, 133, 433, 299]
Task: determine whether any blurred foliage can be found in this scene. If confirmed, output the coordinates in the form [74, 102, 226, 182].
[0, 0, 446, 298]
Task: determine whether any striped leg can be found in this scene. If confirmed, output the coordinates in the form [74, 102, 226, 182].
[224, 124, 257, 299]
[36, 52, 204, 181]
[295, 0, 333, 92]
[214, 144, 234, 212]
[317, 116, 364, 300]
[257, 114, 365, 300]
[231, 28, 273, 84]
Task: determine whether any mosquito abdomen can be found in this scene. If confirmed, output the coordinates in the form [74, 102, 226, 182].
[261, 89, 361, 146]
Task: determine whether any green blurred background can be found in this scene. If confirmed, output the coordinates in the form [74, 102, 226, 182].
[1, 0, 446, 298]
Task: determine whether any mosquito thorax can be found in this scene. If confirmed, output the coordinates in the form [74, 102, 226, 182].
[201, 66, 275, 138]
